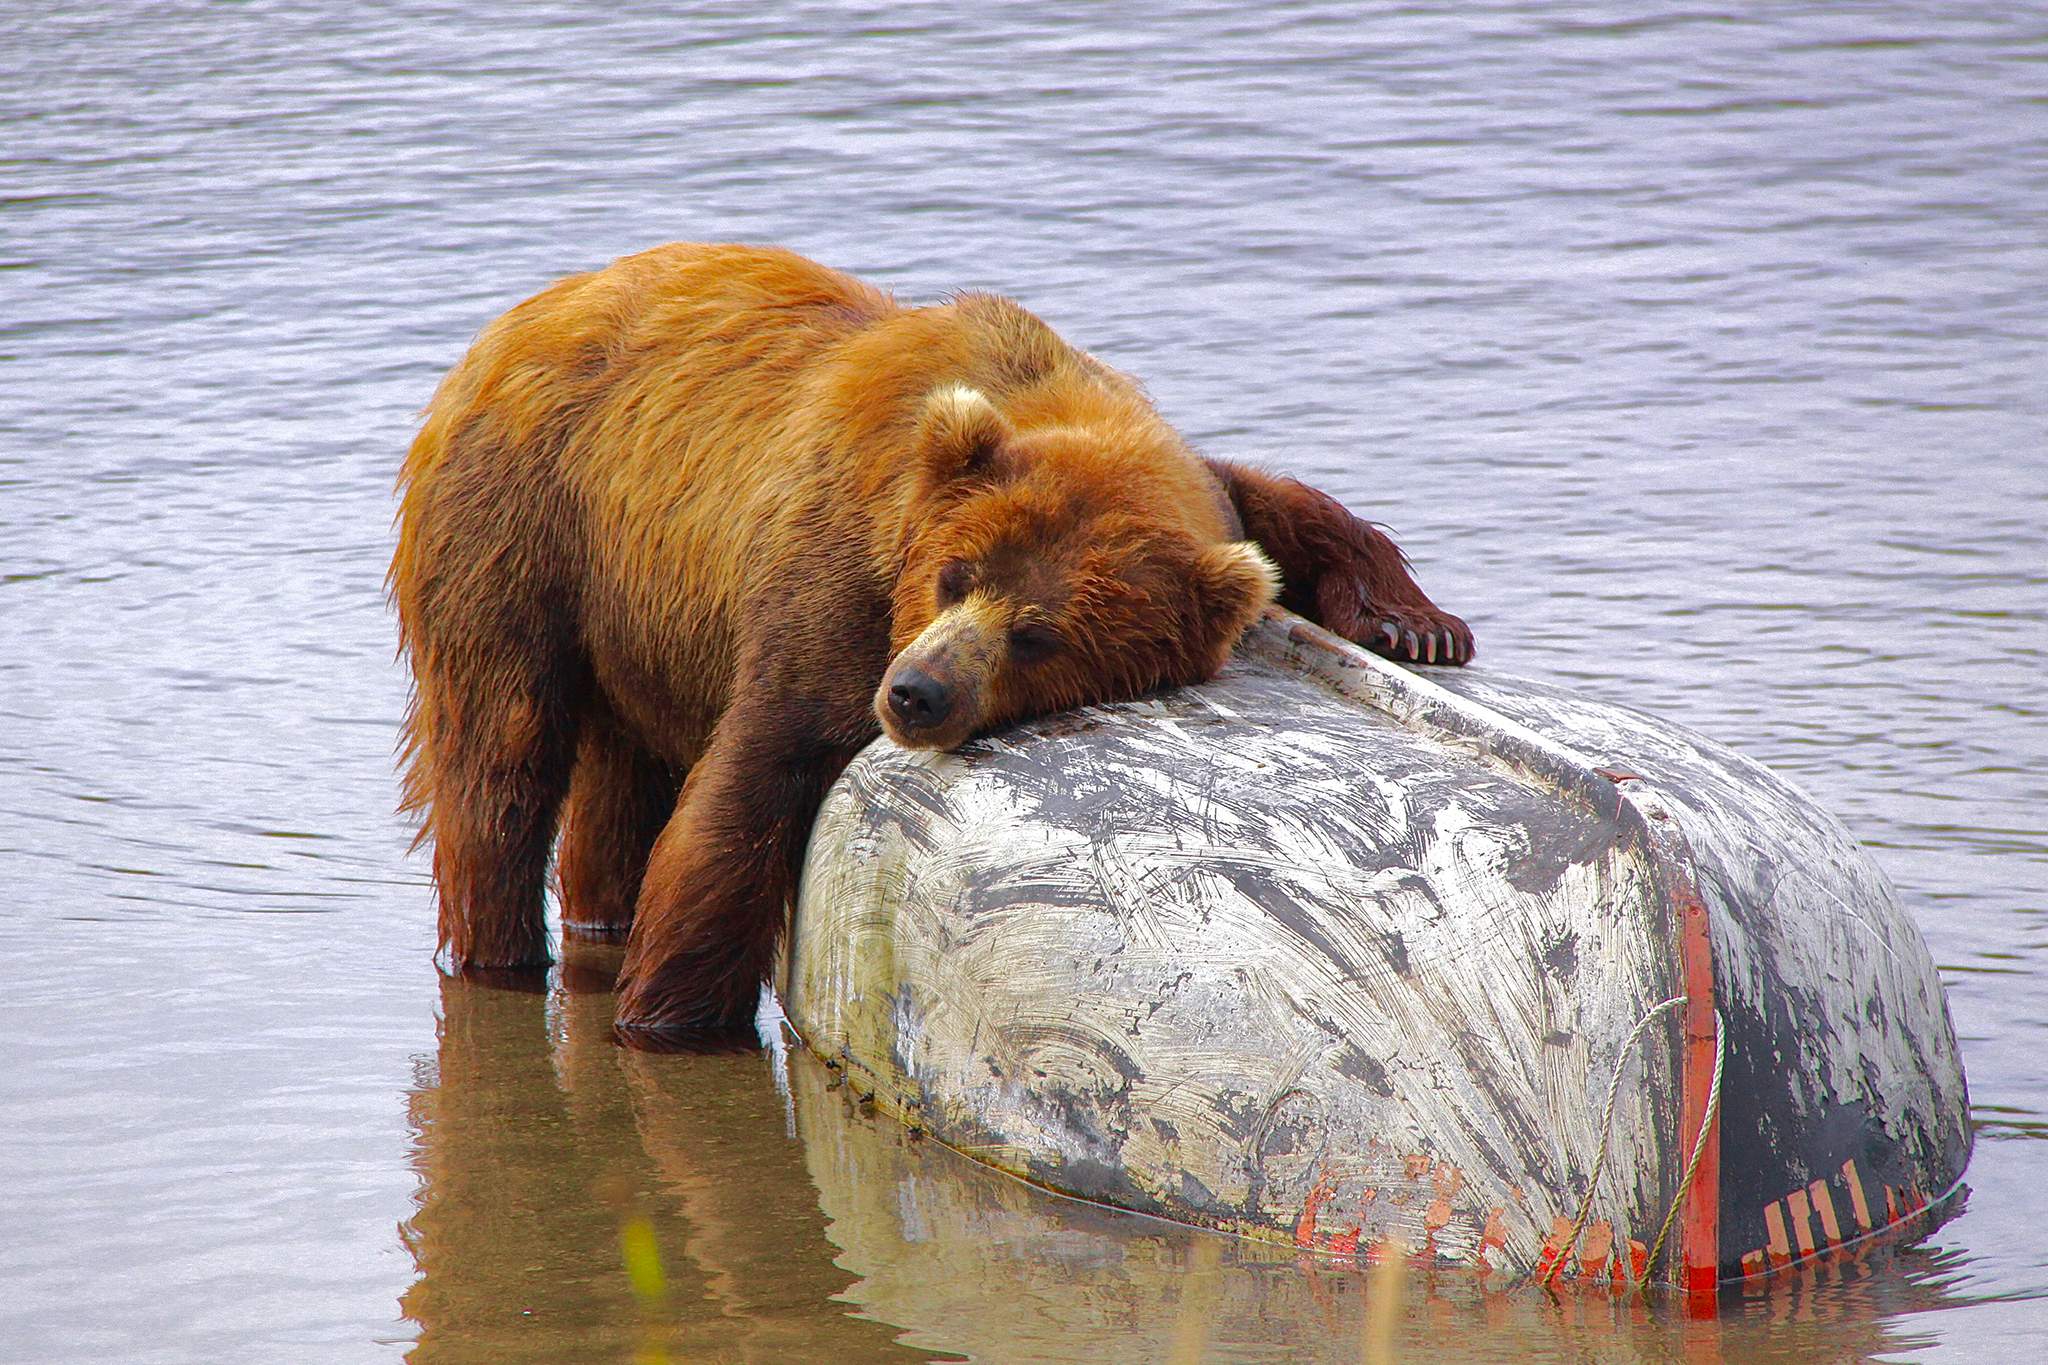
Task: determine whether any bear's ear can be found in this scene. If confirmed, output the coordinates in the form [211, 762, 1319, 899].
[916, 384, 1015, 483]
[1189, 540, 1280, 652]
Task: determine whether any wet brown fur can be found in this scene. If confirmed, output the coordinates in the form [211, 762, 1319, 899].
[391, 243, 1470, 1036]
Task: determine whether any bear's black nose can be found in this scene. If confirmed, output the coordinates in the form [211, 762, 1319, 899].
[888, 668, 953, 731]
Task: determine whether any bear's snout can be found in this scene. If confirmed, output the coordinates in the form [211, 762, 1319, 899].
[877, 600, 1002, 749]
[876, 650, 980, 750]
[887, 667, 954, 733]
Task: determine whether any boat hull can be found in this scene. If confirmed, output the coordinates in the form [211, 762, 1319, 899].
[783, 612, 1970, 1291]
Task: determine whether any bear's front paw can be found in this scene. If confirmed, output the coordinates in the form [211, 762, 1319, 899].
[612, 989, 761, 1049]
[1317, 580, 1474, 666]
[612, 943, 766, 1045]
[612, 1014, 759, 1053]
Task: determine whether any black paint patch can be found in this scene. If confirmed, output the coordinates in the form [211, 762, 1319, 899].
[1214, 863, 1362, 982]
[1334, 1045, 1396, 1098]
[1377, 928, 1411, 977]
[1541, 929, 1579, 980]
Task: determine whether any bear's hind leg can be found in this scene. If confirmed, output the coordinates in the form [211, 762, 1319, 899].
[556, 711, 678, 939]
[411, 652, 582, 972]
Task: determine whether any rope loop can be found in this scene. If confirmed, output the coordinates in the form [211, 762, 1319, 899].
[1540, 994, 1685, 1286]
[1540, 994, 1727, 1292]
[1643, 1005, 1726, 1289]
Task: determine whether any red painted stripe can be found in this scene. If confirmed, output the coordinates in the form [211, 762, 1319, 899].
[1842, 1158, 1873, 1231]
[1764, 1202, 1792, 1267]
[1810, 1180, 1843, 1245]
[1676, 889, 1721, 1312]
[1786, 1188, 1817, 1256]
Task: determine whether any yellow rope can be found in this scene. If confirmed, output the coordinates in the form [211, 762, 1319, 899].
[1541, 994, 1688, 1287]
[1642, 1006, 1727, 1290]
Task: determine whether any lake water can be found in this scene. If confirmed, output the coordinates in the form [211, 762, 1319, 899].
[3, 3, 2042, 1360]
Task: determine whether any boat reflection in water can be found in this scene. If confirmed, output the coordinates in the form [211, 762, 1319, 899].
[398, 945, 1969, 1364]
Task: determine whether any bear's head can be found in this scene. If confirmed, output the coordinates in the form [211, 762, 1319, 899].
[876, 384, 1278, 751]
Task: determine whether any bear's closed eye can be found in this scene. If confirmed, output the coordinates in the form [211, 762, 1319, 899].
[1010, 625, 1061, 664]
[936, 559, 975, 606]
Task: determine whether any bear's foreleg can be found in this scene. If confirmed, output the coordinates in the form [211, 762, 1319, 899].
[612, 572, 890, 1037]
[1204, 458, 1474, 665]
[610, 707, 866, 1036]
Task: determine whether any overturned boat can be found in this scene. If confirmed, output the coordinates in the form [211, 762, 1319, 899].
[781, 611, 1970, 1301]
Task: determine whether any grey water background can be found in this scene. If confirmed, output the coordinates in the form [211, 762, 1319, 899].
[2, 2, 2043, 1360]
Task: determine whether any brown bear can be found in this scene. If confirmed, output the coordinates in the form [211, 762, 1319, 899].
[391, 244, 1471, 1036]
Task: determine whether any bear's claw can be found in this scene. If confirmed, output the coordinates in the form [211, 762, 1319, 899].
[1308, 567, 1472, 667]
[1354, 607, 1472, 666]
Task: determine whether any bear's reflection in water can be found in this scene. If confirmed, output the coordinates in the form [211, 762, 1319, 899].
[399, 943, 1958, 1364]
[398, 944, 915, 1364]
